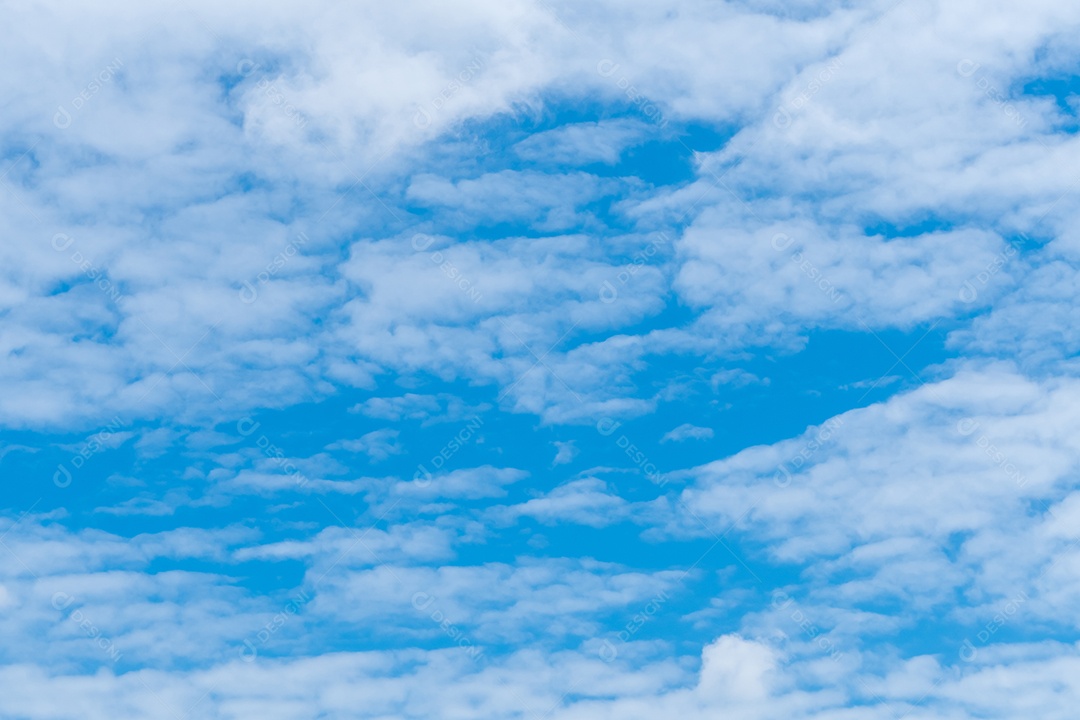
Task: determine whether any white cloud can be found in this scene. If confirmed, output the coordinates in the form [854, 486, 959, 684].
[334, 429, 404, 462]
[661, 424, 714, 443]
[4, 1, 1080, 717]
[489, 478, 637, 528]
[514, 119, 651, 166]
[553, 440, 578, 465]
[349, 393, 488, 425]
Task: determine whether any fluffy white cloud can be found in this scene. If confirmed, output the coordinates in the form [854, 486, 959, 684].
[661, 424, 714, 443]
[4, 0, 1080, 717]
[680, 364, 1080, 621]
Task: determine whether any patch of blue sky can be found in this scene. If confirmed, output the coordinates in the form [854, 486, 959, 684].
[8, 6, 1080, 714]
[4, 317, 951, 620]
[863, 217, 960, 240]
[620, 325, 949, 457]
[413, 100, 729, 198]
[1020, 73, 1080, 127]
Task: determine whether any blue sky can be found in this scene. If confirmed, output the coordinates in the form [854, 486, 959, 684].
[2, 0, 1080, 717]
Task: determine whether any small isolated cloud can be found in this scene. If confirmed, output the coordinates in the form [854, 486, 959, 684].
[94, 496, 177, 516]
[841, 375, 902, 391]
[0, 444, 37, 463]
[393, 466, 528, 501]
[711, 369, 768, 390]
[333, 429, 404, 462]
[662, 423, 715, 443]
[490, 478, 630, 528]
[553, 440, 578, 465]
[514, 119, 649, 165]
[349, 393, 488, 425]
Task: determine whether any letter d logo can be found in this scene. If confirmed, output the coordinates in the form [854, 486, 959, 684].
[596, 60, 620, 78]
[413, 466, 433, 488]
[956, 417, 980, 436]
[773, 106, 792, 129]
[774, 464, 792, 488]
[598, 639, 618, 662]
[956, 59, 981, 78]
[53, 464, 72, 488]
[239, 639, 258, 662]
[239, 281, 258, 304]
[596, 418, 621, 437]
[771, 590, 793, 609]
[598, 280, 618, 304]
[411, 592, 435, 611]
[414, 106, 432, 129]
[771, 233, 794, 251]
[53, 106, 72, 129]
[51, 233, 75, 251]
